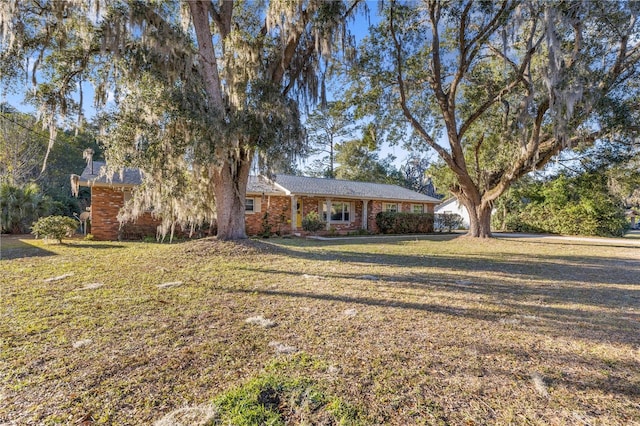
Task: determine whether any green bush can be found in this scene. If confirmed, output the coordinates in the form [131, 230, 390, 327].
[31, 215, 78, 243]
[301, 211, 325, 233]
[434, 213, 464, 232]
[375, 212, 434, 234]
[260, 212, 273, 238]
[493, 173, 629, 237]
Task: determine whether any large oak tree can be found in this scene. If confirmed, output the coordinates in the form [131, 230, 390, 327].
[348, 0, 640, 237]
[1, 0, 359, 239]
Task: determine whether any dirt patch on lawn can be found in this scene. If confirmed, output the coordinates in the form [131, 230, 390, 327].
[179, 237, 281, 257]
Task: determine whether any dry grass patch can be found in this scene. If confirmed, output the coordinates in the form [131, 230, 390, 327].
[0, 234, 638, 424]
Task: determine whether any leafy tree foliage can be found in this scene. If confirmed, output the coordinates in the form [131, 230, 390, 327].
[2, 0, 360, 240]
[334, 124, 403, 184]
[492, 173, 628, 237]
[0, 104, 99, 217]
[399, 154, 437, 197]
[0, 105, 47, 186]
[348, 0, 640, 237]
[304, 101, 355, 178]
[0, 182, 52, 233]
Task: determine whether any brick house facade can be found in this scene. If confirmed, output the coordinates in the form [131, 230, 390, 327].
[77, 162, 440, 240]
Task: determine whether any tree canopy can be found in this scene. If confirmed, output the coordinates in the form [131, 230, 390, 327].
[1, 0, 360, 239]
[348, 0, 640, 237]
[304, 101, 355, 178]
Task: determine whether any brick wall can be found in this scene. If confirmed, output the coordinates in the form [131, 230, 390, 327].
[90, 187, 125, 240]
[90, 186, 160, 240]
[245, 195, 292, 236]
[91, 187, 438, 239]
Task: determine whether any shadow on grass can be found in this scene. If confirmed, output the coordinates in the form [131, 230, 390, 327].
[234, 239, 640, 347]
[255, 239, 640, 287]
[64, 242, 126, 250]
[0, 235, 56, 260]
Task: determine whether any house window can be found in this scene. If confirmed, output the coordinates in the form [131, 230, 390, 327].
[322, 201, 351, 222]
[245, 198, 255, 213]
[385, 203, 398, 213]
[413, 204, 424, 214]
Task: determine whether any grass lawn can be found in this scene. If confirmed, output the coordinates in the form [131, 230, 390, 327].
[1, 233, 639, 425]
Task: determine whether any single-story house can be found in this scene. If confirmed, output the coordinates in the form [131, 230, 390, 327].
[434, 197, 470, 229]
[76, 161, 441, 240]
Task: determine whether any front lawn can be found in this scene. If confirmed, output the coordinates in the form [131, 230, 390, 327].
[1, 234, 638, 424]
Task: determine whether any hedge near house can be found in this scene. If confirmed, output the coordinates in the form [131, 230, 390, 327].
[375, 212, 434, 234]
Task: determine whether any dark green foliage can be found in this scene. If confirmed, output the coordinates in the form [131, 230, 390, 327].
[493, 174, 629, 237]
[375, 212, 434, 234]
[1, 182, 52, 234]
[260, 212, 273, 238]
[31, 215, 78, 243]
[435, 213, 464, 233]
[301, 211, 325, 233]
[333, 124, 405, 185]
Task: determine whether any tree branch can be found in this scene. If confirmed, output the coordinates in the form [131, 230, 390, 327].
[187, 0, 224, 112]
[389, 1, 453, 169]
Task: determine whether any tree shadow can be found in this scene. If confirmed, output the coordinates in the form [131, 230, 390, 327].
[0, 236, 56, 260]
[64, 242, 126, 250]
[236, 239, 640, 346]
[255, 238, 640, 286]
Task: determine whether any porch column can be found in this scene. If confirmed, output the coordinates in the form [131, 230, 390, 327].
[325, 198, 332, 230]
[362, 199, 370, 230]
[290, 195, 297, 231]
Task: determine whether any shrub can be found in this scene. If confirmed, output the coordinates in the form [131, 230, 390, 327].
[434, 213, 464, 232]
[31, 216, 78, 243]
[301, 211, 325, 233]
[494, 173, 629, 237]
[260, 212, 273, 238]
[375, 212, 397, 234]
[375, 212, 434, 234]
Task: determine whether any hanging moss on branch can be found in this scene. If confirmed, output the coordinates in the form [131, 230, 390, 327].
[1, 0, 363, 241]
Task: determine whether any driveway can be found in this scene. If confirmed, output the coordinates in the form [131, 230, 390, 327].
[494, 231, 640, 246]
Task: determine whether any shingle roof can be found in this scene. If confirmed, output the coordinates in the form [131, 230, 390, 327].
[247, 176, 286, 195]
[78, 162, 285, 194]
[78, 161, 143, 186]
[273, 175, 441, 203]
[77, 163, 439, 203]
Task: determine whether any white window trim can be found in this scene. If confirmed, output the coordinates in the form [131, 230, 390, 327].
[412, 204, 425, 213]
[320, 200, 353, 223]
[245, 197, 261, 214]
[384, 202, 398, 213]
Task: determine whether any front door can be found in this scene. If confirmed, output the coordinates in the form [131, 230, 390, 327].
[296, 200, 303, 227]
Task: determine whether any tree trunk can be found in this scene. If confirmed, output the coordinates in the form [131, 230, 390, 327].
[466, 201, 493, 238]
[212, 147, 253, 240]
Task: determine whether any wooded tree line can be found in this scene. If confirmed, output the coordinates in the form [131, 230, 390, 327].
[1, 1, 639, 239]
[0, 104, 98, 233]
